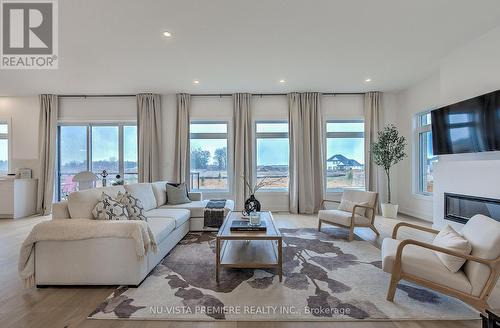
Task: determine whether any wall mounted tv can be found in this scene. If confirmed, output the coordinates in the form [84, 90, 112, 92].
[431, 89, 500, 155]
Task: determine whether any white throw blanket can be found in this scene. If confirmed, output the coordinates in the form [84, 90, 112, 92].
[18, 219, 157, 287]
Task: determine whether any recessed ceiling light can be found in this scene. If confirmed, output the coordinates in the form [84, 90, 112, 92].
[163, 31, 172, 37]
[193, 80, 200, 85]
[279, 79, 286, 83]
[365, 78, 372, 83]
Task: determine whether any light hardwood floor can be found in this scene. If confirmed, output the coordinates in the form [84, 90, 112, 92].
[0, 213, 483, 328]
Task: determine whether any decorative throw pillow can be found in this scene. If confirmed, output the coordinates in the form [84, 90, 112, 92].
[433, 225, 472, 272]
[166, 183, 191, 205]
[117, 191, 147, 221]
[338, 199, 369, 216]
[91, 192, 129, 220]
[165, 182, 189, 203]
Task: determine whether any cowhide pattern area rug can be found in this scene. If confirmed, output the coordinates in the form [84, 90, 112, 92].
[89, 228, 479, 321]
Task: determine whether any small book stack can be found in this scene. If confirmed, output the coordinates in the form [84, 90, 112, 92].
[230, 220, 267, 232]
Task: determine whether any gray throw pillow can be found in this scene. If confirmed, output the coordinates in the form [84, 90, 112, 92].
[166, 183, 191, 205]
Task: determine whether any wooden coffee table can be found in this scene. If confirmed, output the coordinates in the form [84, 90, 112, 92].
[215, 211, 283, 283]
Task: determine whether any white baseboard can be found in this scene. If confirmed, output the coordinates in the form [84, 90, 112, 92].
[398, 206, 433, 223]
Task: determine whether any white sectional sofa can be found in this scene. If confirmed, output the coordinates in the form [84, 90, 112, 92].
[35, 181, 234, 286]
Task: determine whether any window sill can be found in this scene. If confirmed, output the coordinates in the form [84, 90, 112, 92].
[413, 192, 433, 201]
[192, 189, 230, 194]
[256, 189, 289, 193]
[326, 188, 365, 194]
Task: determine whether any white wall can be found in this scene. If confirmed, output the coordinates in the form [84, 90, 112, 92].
[392, 24, 500, 223]
[0, 96, 39, 177]
[59, 97, 136, 122]
[440, 25, 500, 104]
[392, 73, 441, 221]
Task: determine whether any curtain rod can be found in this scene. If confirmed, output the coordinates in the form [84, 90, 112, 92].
[58, 92, 365, 98]
[190, 92, 365, 97]
[59, 94, 136, 98]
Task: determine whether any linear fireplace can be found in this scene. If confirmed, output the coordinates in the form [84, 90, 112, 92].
[444, 193, 500, 224]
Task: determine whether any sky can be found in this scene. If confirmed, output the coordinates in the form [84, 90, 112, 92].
[60, 125, 137, 165]
[0, 139, 7, 161]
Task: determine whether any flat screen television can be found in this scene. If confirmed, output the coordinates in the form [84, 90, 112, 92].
[431, 89, 500, 155]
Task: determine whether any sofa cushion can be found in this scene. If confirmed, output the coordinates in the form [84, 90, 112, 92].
[146, 217, 176, 244]
[461, 214, 500, 296]
[381, 238, 472, 294]
[68, 186, 126, 219]
[338, 199, 369, 216]
[124, 183, 157, 211]
[318, 209, 370, 226]
[166, 183, 191, 205]
[145, 208, 190, 228]
[432, 225, 471, 273]
[151, 181, 169, 207]
[159, 199, 234, 218]
[342, 189, 377, 207]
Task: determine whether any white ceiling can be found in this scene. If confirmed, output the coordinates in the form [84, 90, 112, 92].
[2, 0, 500, 96]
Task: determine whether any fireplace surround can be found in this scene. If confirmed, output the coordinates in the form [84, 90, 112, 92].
[444, 192, 500, 224]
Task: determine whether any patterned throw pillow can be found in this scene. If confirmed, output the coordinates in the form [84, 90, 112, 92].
[117, 191, 147, 221]
[92, 192, 129, 220]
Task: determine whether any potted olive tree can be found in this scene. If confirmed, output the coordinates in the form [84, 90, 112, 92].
[370, 124, 407, 218]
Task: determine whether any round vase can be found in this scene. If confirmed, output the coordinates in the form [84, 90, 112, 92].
[244, 194, 261, 215]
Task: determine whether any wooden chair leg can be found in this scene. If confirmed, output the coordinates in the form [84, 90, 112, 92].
[386, 275, 399, 302]
[348, 227, 354, 241]
[318, 220, 322, 232]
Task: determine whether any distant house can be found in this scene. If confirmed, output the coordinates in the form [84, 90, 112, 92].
[326, 154, 363, 171]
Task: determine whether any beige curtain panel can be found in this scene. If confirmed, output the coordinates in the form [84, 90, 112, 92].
[37, 94, 58, 215]
[288, 92, 325, 214]
[174, 93, 191, 184]
[137, 93, 162, 183]
[232, 93, 253, 210]
[364, 91, 385, 204]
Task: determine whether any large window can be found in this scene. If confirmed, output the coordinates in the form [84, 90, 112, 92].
[325, 120, 365, 191]
[190, 122, 229, 191]
[0, 121, 9, 174]
[57, 124, 138, 200]
[255, 121, 289, 190]
[415, 112, 437, 195]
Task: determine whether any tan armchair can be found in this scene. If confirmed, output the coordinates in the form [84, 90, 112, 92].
[318, 189, 379, 241]
[382, 214, 500, 313]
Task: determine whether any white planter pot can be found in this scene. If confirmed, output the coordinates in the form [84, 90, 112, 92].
[381, 203, 399, 219]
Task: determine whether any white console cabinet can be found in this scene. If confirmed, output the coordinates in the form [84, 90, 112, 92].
[0, 178, 38, 219]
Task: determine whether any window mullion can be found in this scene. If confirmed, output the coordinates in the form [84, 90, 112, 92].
[87, 125, 92, 172]
[119, 125, 124, 178]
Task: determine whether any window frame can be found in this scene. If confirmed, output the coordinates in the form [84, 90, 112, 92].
[189, 120, 230, 193]
[324, 119, 365, 193]
[56, 122, 138, 200]
[414, 111, 437, 196]
[0, 118, 11, 174]
[254, 120, 289, 192]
